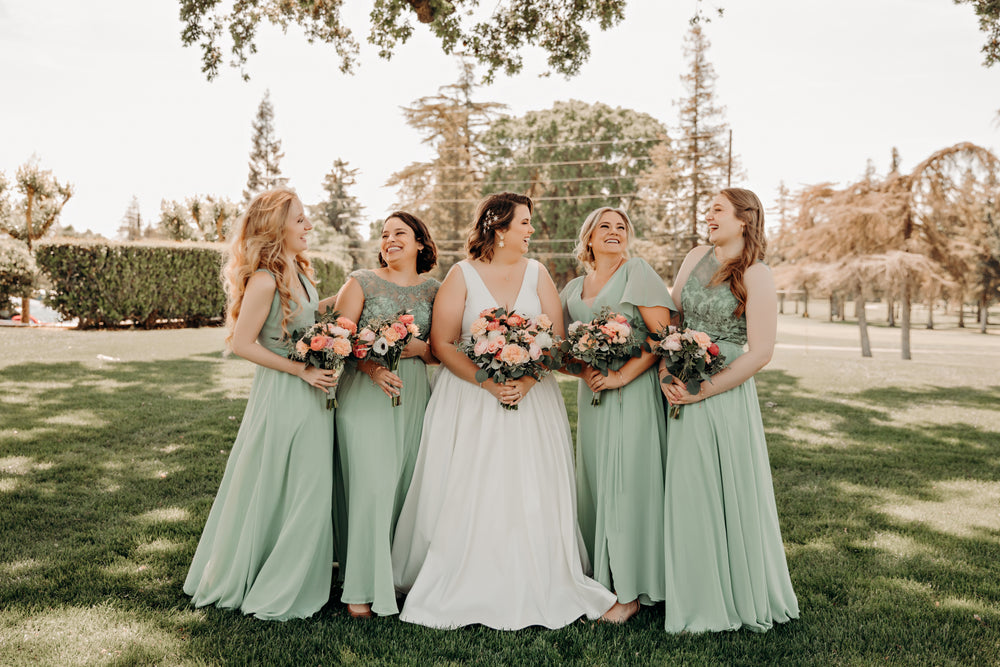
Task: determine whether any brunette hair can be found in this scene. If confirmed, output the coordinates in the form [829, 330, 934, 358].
[574, 206, 634, 270]
[466, 192, 533, 261]
[377, 211, 438, 274]
[222, 187, 314, 348]
[709, 188, 768, 318]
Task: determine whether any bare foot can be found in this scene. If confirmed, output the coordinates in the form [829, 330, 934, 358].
[347, 603, 373, 618]
[600, 599, 640, 624]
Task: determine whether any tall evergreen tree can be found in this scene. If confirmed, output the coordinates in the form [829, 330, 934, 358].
[388, 60, 505, 274]
[117, 195, 143, 241]
[310, 159, 364, 241]
[243, 90, 287, 203]
[675, 24, 740, 248]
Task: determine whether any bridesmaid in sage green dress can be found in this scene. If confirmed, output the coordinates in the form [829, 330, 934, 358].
[560, 207, 675, 624]
[184, 188, 338, 620]
[327, 212, 439, 618]
[661, 188, 799, 632]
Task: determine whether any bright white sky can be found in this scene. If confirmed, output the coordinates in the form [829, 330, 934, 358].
[1, 0, 997, 239]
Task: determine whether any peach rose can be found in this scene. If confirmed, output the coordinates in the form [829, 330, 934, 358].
[336, 316, 357, 334]
[295, 340, 310, 356]
[535, 313, 552, 329]
[474, 338, 490, 356]
[499, 344, 530, 365]
[331, 337, 352, 356]
[391, 322, 408, 338]
[382, 326, 401, 344]
[359, 328, 376, 344]
[407, 323, 420, 336]
[692, 330, 712, 349]
[507, 313, 525, 327]
[470, 317, 488, 337]
[310, 335, 330, 351]
[398, 313, 415, 325]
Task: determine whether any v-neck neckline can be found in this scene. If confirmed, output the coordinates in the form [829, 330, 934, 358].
[579, 258, 627, 310]
[468, 260, 531, 311]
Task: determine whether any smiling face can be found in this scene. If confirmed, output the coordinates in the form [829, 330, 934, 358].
[503, 204, 534, 254]
[281, 198, 311, 255]
[380, 216, 422, 268]
[588, 210, 630, 258]
[706, 193, 745, 246]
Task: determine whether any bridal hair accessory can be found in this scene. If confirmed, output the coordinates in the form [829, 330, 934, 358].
[482, 209, 500, 229]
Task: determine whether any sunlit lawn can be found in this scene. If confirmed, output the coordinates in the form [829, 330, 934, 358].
[1, 310, 998, 665]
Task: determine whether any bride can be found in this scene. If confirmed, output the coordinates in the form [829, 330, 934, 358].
[391, 192, 616, 630]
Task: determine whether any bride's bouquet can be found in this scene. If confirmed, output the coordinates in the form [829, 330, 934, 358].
[458, 307, 561, 411]
[353, 312, 420, 407]
[561, 306, 644, 406]
[287, 311, 357, 409]
[648, 325, 728, 419]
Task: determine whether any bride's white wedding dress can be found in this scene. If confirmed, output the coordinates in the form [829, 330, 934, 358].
[391, 259, 616, 630]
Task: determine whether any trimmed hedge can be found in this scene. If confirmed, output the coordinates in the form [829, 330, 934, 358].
[34, 239, 348, 329]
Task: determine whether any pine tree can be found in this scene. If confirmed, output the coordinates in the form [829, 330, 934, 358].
[243, 90, 287, 203]
[675, 25, 740, 248]
[117, 195, 143, 240]
[310, 159, 363, 240]
[387, 60, 505, 274]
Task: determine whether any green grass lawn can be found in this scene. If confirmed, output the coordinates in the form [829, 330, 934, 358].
[1, 316, 998, 666]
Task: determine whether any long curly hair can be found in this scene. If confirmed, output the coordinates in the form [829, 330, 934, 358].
[709, 188, 767, 319]
[222, 187, 314, 349]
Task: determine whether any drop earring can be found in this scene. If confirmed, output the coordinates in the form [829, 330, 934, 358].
[498, 233, 505, 248]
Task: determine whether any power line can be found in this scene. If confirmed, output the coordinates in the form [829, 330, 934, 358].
[433, 137, 664, 153]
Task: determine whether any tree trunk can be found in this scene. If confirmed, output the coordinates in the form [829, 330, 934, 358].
[887, 297, 895, 327]
[778, 291, 785, 314]
[901, 283, 911, 360]
[802, 287, 809, 318]
[20, 296, 30, 325]
[926, 299, 934, 329]
[958, 299, 965, 328]
[981, 294, 989, 334]
[828, 294, 835, 322]
[857, 292, 872, 357]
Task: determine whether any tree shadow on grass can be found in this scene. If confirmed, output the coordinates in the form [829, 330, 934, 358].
[0, 361, 998, 664]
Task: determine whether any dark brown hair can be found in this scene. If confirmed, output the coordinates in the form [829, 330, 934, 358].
[466, 192, 534, 261]
[378, 211, 438, 274]
[709, 188, 768, 318]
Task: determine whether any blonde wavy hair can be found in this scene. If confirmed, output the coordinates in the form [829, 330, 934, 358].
[222, 187, 314, 349]
[574, 207, 634, 270]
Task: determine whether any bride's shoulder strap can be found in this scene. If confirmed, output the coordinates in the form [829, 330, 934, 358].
[526, 258, 541, 285]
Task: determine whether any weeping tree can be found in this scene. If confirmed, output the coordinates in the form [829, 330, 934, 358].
[0, 158, 73, 324]
[906, 142, 1000, 334]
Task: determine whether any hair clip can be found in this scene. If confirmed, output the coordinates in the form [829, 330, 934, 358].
[482, 210, 499, 229]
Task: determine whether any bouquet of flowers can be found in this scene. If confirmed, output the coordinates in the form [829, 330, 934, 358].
[648, 325, 728, 419]
[287, 311, 357, 409]
[561, 306, 644, 406]
[353, 312, 419, 407]
[458, 307, 561, 411]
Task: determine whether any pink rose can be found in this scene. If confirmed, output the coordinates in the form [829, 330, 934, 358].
[359, 328, 376, 344]
[392, 322, 408, 338]
[486, 337, 504, 354]
[614, 314, 628, 324]
[398, 313, 415, 325]
[529, 343, 542, 360]
[352, 344, 369, 358]
[507, 313, 525, 327]
[487, 321, 501, 331]
[474, 338, 490, 356]
[708, 343, 720, 356]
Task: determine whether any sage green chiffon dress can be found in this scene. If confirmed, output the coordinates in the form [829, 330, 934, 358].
[335, 269, 438, 616]
[560, 257, 675, 607]
[184, 272, 334, 621]
[663, 249, 799, 632]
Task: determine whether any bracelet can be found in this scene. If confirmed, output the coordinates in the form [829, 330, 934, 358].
[616, 370, 624, 385]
